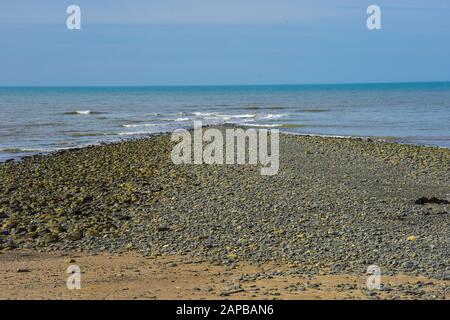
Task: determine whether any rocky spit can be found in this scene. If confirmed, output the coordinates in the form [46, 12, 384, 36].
[0, 127, 449, 281]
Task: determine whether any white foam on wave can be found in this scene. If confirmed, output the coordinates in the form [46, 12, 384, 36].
[240, 123, 282, 128]
[122, 123, 163, 128]
[118, 131, 155, 136]
[223, 114, 256, 119]
[76, 110, 91, 115]
[192, 112, 216, 117]
[160, 117, 190, 122]
[258, 113, 288, 120]
[194, 112, 289, 121]
[194, 112, 257, 122]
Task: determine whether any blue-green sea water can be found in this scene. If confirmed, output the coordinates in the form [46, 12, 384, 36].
[0, 82, 449, 161]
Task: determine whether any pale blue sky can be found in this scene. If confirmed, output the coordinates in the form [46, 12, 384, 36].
[1, 0, 449, 85]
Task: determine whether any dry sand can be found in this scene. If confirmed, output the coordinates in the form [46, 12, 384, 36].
[0, 250, 448, 300]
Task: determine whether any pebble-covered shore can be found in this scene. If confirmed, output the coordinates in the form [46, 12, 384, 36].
[1, 127, 449, 280]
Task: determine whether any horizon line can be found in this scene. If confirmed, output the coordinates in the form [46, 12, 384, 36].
[1, 80, 450, 89]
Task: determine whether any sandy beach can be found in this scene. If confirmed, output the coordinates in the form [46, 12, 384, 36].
[1, 128, 449, 299]
[1, 250, 448, 300]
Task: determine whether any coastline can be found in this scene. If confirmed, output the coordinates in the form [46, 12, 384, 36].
[3, 82, 450, 163]
[1, 126, 449, 299]
[1, 125, 449, 165]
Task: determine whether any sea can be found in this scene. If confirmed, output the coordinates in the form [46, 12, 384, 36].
[1, 82, 449, 162]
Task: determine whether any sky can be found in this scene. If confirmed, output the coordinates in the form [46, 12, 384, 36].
[0, 0, 449, 86]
